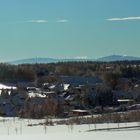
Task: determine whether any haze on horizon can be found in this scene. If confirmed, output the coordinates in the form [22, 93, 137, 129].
[0, 0, 140, 62]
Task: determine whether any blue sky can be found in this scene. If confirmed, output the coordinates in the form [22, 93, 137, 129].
[0, 0, 140, 61]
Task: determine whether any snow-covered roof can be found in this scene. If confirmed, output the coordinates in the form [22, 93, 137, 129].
[45, 91, 56, 94]
[28, 92, 46, 98]
[117, 99, 134, 102]
[71, 109, 90, 113]
[134, 84, 139, 88]
[49, 85, 56, 89]
[65, 95, 75, 101]
[0, 84, 16, 90]
[63, 84, 70, 91]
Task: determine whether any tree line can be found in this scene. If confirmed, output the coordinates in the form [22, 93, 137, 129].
[0, 61, 139, 84]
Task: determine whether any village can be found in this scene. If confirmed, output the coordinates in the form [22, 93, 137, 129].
[0, 73, 140, 120]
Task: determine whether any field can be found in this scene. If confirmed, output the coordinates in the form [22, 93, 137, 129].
[0, 117, 140, 140]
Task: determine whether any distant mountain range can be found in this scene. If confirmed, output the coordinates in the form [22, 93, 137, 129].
[7, 55, 140, 64]
[96, 55, 140, 62]
[8, 57, 90, 65]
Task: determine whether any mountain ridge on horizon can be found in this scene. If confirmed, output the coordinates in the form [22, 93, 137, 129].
[97, 55, 140, 62]
[7, 57, 91, 64]
[6, 55, 140, 64]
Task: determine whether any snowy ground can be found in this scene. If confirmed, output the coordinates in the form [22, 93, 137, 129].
[0, 117, 140, 140]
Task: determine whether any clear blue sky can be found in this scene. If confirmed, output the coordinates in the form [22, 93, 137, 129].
[0, 0, 140, 61]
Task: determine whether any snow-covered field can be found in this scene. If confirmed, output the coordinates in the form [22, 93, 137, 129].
[0, 117, 140, 140]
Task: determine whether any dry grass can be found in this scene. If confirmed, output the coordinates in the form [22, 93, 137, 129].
[55, 110, 140, 125]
